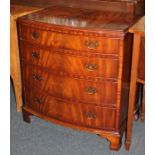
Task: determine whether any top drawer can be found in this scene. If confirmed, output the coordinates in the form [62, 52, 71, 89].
[18, 24, 120, 55]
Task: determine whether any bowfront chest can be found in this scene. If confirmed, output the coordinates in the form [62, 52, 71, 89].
[17, 6, 134, 150]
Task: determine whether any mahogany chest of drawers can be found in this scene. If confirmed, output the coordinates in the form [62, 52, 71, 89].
[17, 6, 135, 150]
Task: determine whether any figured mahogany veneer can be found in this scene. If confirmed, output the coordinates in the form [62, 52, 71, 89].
[20, 41, 119, 79]
[19, 24, 120, 54]
[22, 64, 117, 106]
[17, 5, 136, 151]
[24, 88, 116, 130]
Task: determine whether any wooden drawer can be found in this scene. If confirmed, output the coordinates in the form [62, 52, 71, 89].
[24, 89, 116, 130]
[22, 64, 117, 107]
[18, 24, 120, 55]
[20, 42, 118, 79]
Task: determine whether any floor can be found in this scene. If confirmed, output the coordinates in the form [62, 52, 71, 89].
[10, 84, 145, 155]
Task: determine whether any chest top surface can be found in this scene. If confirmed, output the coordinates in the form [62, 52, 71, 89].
[18, 5, 135, 32]
[129, 16, 144, 35]
[10, 4, 42, 17]
[11, 0, 142, 6]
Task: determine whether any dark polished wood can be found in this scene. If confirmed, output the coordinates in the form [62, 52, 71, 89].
[18, 24, 121, 53]
[24, 87, 116, 130]
[17, 4, 144, 151]
[138, 36, 145, 81]
[17, 6, 140, 32]
[22, 108, 32, 123]
[19, 41, 119, 79]
[12, 0, 144, 20]
[21, 64, 118, 107]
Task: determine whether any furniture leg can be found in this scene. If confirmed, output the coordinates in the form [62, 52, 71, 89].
[11, 76, 22, 112]
[100, 134, 122, 150]
[22, 108, 32, 123]
[107, 135, 122, 150]
[10, 16, 23, 112]
[140, 85, 145, 121]
[109, 137, 122, 150]
[133, 84, 142, 121]
[125, 34, 141, 150]
[134, 82, 143, 121]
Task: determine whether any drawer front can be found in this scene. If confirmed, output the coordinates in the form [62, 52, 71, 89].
[24, 89, 116, 130]
[20, 42, 118, 79]
[19, 24, 120, 54]
[22, 64, 117, 106]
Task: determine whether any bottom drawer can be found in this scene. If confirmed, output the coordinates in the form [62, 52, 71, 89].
[24, 88, 116, 130]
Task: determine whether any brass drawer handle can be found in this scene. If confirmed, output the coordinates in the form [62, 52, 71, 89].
[31, 31, 39, 39]
[85, 111, 96, 119]
[33, 75, 42, 81]
[85, 40, 99, 49]
[34, 97, 43, 104]
[85, 63, 97, 71]
[86, 87, 97, 95]
[32, 52, 40, 59]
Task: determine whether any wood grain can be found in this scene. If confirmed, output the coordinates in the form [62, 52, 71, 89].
[19, 41, 119, 79]
[21, 64, 117, 107]
[17, 5, 143, 150]
[18, 23, 121, 54]
[23, 87, 116, 130]
[125, 16, 145, 150]
[10, 4, 43, 112]
[11, 0, 145, 20]
[138, 36, 145, 81]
